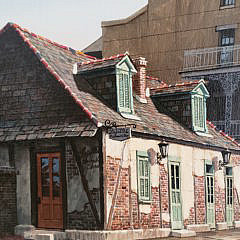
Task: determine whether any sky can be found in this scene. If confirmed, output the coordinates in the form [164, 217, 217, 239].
[1, 0, 148, 50]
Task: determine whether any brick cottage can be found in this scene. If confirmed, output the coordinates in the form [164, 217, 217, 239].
[0, 22, 240, 239]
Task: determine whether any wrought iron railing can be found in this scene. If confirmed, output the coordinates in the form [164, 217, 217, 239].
[212, 120, 240, 139]
[183, 45, 240, 71]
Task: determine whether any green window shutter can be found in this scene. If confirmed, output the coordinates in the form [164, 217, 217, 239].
[119, 73, 125, 108]
[124, 74, 130, 108]
[137, 151, 151, 201]
[117, 69, 132, 114]
[199, 98, 203, 127]
[194, 96, 199, 126]
[192, 95, 205, 132]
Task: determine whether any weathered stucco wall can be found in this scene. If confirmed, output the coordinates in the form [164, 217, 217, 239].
[14, 144, 31, 225]
[66, 137, 102, 230]
[104, 133, 240, 229]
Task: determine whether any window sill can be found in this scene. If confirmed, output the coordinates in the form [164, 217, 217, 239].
[219, 5, 235, 10]
[138, 199, 152, 204]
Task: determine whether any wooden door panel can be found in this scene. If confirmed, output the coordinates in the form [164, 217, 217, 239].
[226, 176, 233, 226]
[170, 163, 183, 230]
[205, 173, 215, 228]
[37, 153, 63, 229]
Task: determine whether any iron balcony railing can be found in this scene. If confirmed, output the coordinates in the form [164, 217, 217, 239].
[183, 45, 240, 71]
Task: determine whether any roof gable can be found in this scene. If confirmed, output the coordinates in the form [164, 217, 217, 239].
[116, 55, 137, 73]
[0, 22, 102, 127]
[192, 80, 210, 97]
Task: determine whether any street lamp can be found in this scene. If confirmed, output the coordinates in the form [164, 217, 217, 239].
[157, 140, 169, 164]
[219, 149, 231, 169]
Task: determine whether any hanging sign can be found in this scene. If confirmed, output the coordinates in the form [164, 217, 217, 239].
[109, 127, 131, 141]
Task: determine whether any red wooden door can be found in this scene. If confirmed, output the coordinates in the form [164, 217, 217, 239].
[37, 153, 63, 229]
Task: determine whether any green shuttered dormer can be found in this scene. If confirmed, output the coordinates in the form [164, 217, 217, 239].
[116, 56, 137, 114]
[191, 81, 210, 134]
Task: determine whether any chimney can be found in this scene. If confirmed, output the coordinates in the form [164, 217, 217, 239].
[133, 57, 148, 103]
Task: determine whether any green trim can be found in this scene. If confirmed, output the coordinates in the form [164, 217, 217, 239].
[168, 155, 181, 162]
[168, 161, 183, 229]
[205, 159, 213, 165]
[136, 150, 151, 202]
[116, 55, 137, 73]
[136, 150, 149, 157]
[191, 82, 209, 134]
[116, 57, 134, 114]
[204, 160, 215, 228]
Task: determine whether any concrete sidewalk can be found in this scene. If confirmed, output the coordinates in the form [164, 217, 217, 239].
[166, 228, 240, 240]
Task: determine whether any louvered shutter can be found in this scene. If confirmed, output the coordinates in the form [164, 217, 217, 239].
[137, 151, 151, 201]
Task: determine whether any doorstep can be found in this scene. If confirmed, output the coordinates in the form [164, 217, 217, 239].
[171, 229, 196, 238]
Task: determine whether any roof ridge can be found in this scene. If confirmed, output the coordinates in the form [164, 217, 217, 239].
[207, 120, 240, 147]
[151, 80, 201, 92]
[79, 53, 127, 66]
[0, 22, 101, 128]
[4, 22, 96, 60]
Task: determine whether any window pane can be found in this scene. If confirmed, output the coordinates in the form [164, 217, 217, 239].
[221, 0, 235, 6]
[220, 29, 235, 47]
[140, 179, 144, 197]
[52, 157, 60, 197]
[171, 165, 175, 189]
[145, 179, 149, 197]
[144, 161, 149, 177]
[41, 157, 50, 197]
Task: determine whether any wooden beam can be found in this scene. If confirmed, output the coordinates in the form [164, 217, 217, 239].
[70, 140, 101, 228]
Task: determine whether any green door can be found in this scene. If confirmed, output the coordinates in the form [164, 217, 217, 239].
[205, 164, 215, 228]
[170, 162, 183, 229]
[226, 167, 233, 227]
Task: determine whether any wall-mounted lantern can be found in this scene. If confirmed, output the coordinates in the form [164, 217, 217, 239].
[219, 149, 231, 169]
[157, 140, 169, 164]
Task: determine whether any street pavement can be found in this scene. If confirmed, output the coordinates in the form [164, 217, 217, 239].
[166, 228, 240, 240]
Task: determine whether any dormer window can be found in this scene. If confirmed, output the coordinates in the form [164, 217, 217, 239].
[74, 54, 137, 118]
[118, 72, 131, 112]
[116, 55, 137, 115]
[151, 79, 210, 136]
[193, 95, 205, 130]
[191, 81, 209, 134]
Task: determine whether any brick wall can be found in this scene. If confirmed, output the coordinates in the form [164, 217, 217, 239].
[194, 176, 206, 224]
[159, 164, 170, 228]
[106, 156, 163, 230]
[81, 75, 117, 111]
[153, 96, 192, 129]
[0, 167, 17, 235]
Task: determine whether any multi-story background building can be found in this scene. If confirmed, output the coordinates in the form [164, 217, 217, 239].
[101, 0, 240, 141]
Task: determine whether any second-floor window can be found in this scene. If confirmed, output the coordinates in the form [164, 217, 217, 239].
[219, 29, 235, 46]
[220, 0, 235, 6]
[219, 29, 235, 64]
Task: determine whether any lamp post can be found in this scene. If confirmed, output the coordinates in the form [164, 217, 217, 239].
[157, 140, 169, 164]
[219, 149, 231, 169]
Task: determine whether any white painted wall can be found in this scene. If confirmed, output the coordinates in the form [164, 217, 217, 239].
[105, 133, 234, 225]
[15, 145, 31, 225]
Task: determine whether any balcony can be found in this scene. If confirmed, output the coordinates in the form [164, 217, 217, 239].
[183, 45, 240, 72]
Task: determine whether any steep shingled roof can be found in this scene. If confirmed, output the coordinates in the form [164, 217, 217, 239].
[151, 80, 201, 95]
[0, 23, 239, 151]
